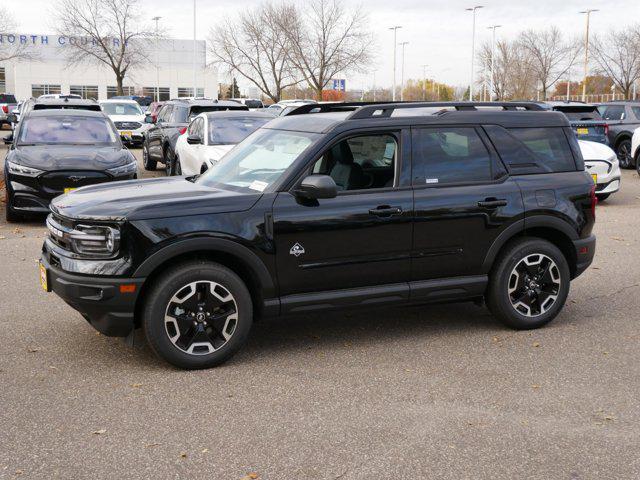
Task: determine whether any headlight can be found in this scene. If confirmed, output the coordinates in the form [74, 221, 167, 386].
[47, 216, 121, 258]
[7, 161, 44, 177]
[107, 160, 137, 176]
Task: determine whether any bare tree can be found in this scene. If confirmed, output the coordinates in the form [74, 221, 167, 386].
[518, 27, 580, 100]
[52, 0, 153, 94]
[0, 7, 39, 62]
[209, 3, 298, 103]
[279, 0, 373, 100]
[477, 38, 537, 100]
[590, 25, 640, 99]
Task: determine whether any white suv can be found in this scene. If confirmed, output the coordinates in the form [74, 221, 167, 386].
[579, 140, 621, 201]
[99, 99, 149, 146]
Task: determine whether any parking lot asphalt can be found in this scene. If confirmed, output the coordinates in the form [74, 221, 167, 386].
[1, 143, 639, 479]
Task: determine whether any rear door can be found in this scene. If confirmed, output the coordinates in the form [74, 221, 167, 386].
[272, 129, 413, 304]
[147, 104, 172, 160]
[410, 126, 524, 293]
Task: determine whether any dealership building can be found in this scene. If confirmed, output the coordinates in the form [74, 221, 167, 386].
[0, 34, 218, 101]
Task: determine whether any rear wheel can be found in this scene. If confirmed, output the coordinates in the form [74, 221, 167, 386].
[142, 140, 156, 171]
[487, 238, 570, 330]
[174, 154, 182, 176]
[616, 138, 633, 169]
[143, 261, 253, 369]
[164, 147, 175, 176]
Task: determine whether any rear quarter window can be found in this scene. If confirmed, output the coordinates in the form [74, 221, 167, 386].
[484, 126, 578, 174]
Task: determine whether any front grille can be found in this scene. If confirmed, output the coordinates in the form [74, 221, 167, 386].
[39, 171, 111, 193]
[114, 121, 142, 130]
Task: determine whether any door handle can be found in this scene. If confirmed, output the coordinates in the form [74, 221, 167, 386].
[478, 198, 507, 208]
[369, 205, 402, 216]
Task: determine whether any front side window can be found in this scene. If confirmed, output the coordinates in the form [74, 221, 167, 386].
[171, 106, 188, 123]
[412, 127, 491, 185]
[312, 134, 397, 191]
[18, 116, 118, 145]
[197, 128, 319, 192]
[208, 116, 271, 145]
[158, 105, 172, 122]
[101, 102, 143, 116]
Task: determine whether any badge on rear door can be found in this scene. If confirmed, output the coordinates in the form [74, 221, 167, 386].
[289, 243, 305, 257]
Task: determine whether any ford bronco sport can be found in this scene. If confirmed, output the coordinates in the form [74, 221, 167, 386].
[39, 102, 597, 369]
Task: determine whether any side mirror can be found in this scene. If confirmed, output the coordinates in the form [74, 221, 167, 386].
[144, 114, 154, 124]
[295, 175, 338, 200]
[186, 134, 202, 145]
[7, 113, 17, 124]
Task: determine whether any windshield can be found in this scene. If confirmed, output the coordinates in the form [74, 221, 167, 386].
[197, 128, 319, 192]
[244, 100, 263, 108]
[18, 116, 118, 145]
[101, 102, 143, 116]
[554, 107, 602, 121]
[208, 116, 271, 145]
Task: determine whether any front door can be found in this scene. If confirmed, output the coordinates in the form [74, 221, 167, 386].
[272, 131, 413, 301]
[410, 126, 524, 282]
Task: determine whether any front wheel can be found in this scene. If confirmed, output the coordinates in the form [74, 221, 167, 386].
[486, 238, 570, 330]
[616, 138, 633, 169]
[142, 140, 156, 171]
[143, 261, 253, 369]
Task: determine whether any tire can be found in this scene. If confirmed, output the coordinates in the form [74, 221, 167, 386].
[174, 154, 182, 176]
[143, 260, 253, 369]
[164, 146, 175, 176]
[486, 238, 570, 330]
[616, 138, 633, 169]
[142, 140, 156, 171]
[596, 193, 610, 202]
[4, 188, 21, 222]
[636, 152, 640, 176]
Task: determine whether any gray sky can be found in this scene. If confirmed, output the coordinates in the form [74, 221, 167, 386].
[5, 0, 640, 91]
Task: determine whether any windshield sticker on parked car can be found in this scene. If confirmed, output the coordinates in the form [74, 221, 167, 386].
[248, 180, 269, 192]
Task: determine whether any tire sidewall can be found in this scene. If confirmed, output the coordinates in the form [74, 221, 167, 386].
[143, 262, 253, 369]
[617, 139, 632, 169]
[489, 239, 570, 329]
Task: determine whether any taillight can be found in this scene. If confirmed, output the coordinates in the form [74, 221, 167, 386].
[603, 124, 609, 136]
[179, 127, 187, 135]
[1, 105, 7, 114]
[590, 184, 597, 219]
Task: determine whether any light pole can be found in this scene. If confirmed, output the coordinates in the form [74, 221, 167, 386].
[372, 70, 377, 101]
[389, 26, 402, 101]
[152, 16, 161, 102]
[466, 6, 483, 101]
[399, 41, 409, 101]
[579, 9, 598, 102]
[421, 64, 428, 101]
[487, 24, 500, 101]
[193, 0, 197, 98]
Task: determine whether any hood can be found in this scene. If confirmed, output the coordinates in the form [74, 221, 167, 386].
[107, 114, 145, 123]
[50, 176, 262, 221]
[204, 144, 235, 161]
[12, 145, 132, 171]
[578, 140, 616, 161]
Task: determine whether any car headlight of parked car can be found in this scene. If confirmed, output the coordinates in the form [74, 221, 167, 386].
[107, 159, 137, 176]
[7, 161, 44, 177]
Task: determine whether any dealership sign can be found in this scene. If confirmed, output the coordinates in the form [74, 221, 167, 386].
[0, 34, 126, 47]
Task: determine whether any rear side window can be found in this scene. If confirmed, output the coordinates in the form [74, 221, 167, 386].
[411, 127, 492, 185]
[0, 94, 16, 103]
[507, 128, 576, 173]
[632, 107, 640, 121]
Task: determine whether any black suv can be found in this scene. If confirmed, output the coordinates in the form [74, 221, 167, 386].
[143, 99, 248, 175]
[39, 102, 597, 369]
[596, 101, 640, 168]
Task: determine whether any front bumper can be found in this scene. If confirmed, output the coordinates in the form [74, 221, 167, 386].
[40, 252, 145, 337]
[586, 160, 621, 195]
[573, 234, 596, 279]
[118, 127, 148, 145]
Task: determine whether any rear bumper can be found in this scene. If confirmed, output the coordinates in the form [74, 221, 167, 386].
[573, 234, 596, 279]
[40, 253, 145, 337]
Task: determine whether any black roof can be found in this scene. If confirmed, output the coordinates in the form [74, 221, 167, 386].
[33, 97, 102, 111]
[265, 101, 571, 134]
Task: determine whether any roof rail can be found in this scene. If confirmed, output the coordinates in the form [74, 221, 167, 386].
[284, 101, 381, 116]
[346, 101, 547, 120]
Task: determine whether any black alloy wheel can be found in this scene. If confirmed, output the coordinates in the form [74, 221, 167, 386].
[142, 140, 156, 171]
[616, 139, 633, 169]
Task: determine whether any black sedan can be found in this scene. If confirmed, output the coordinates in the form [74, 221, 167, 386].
[4, 109, 138, 222]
